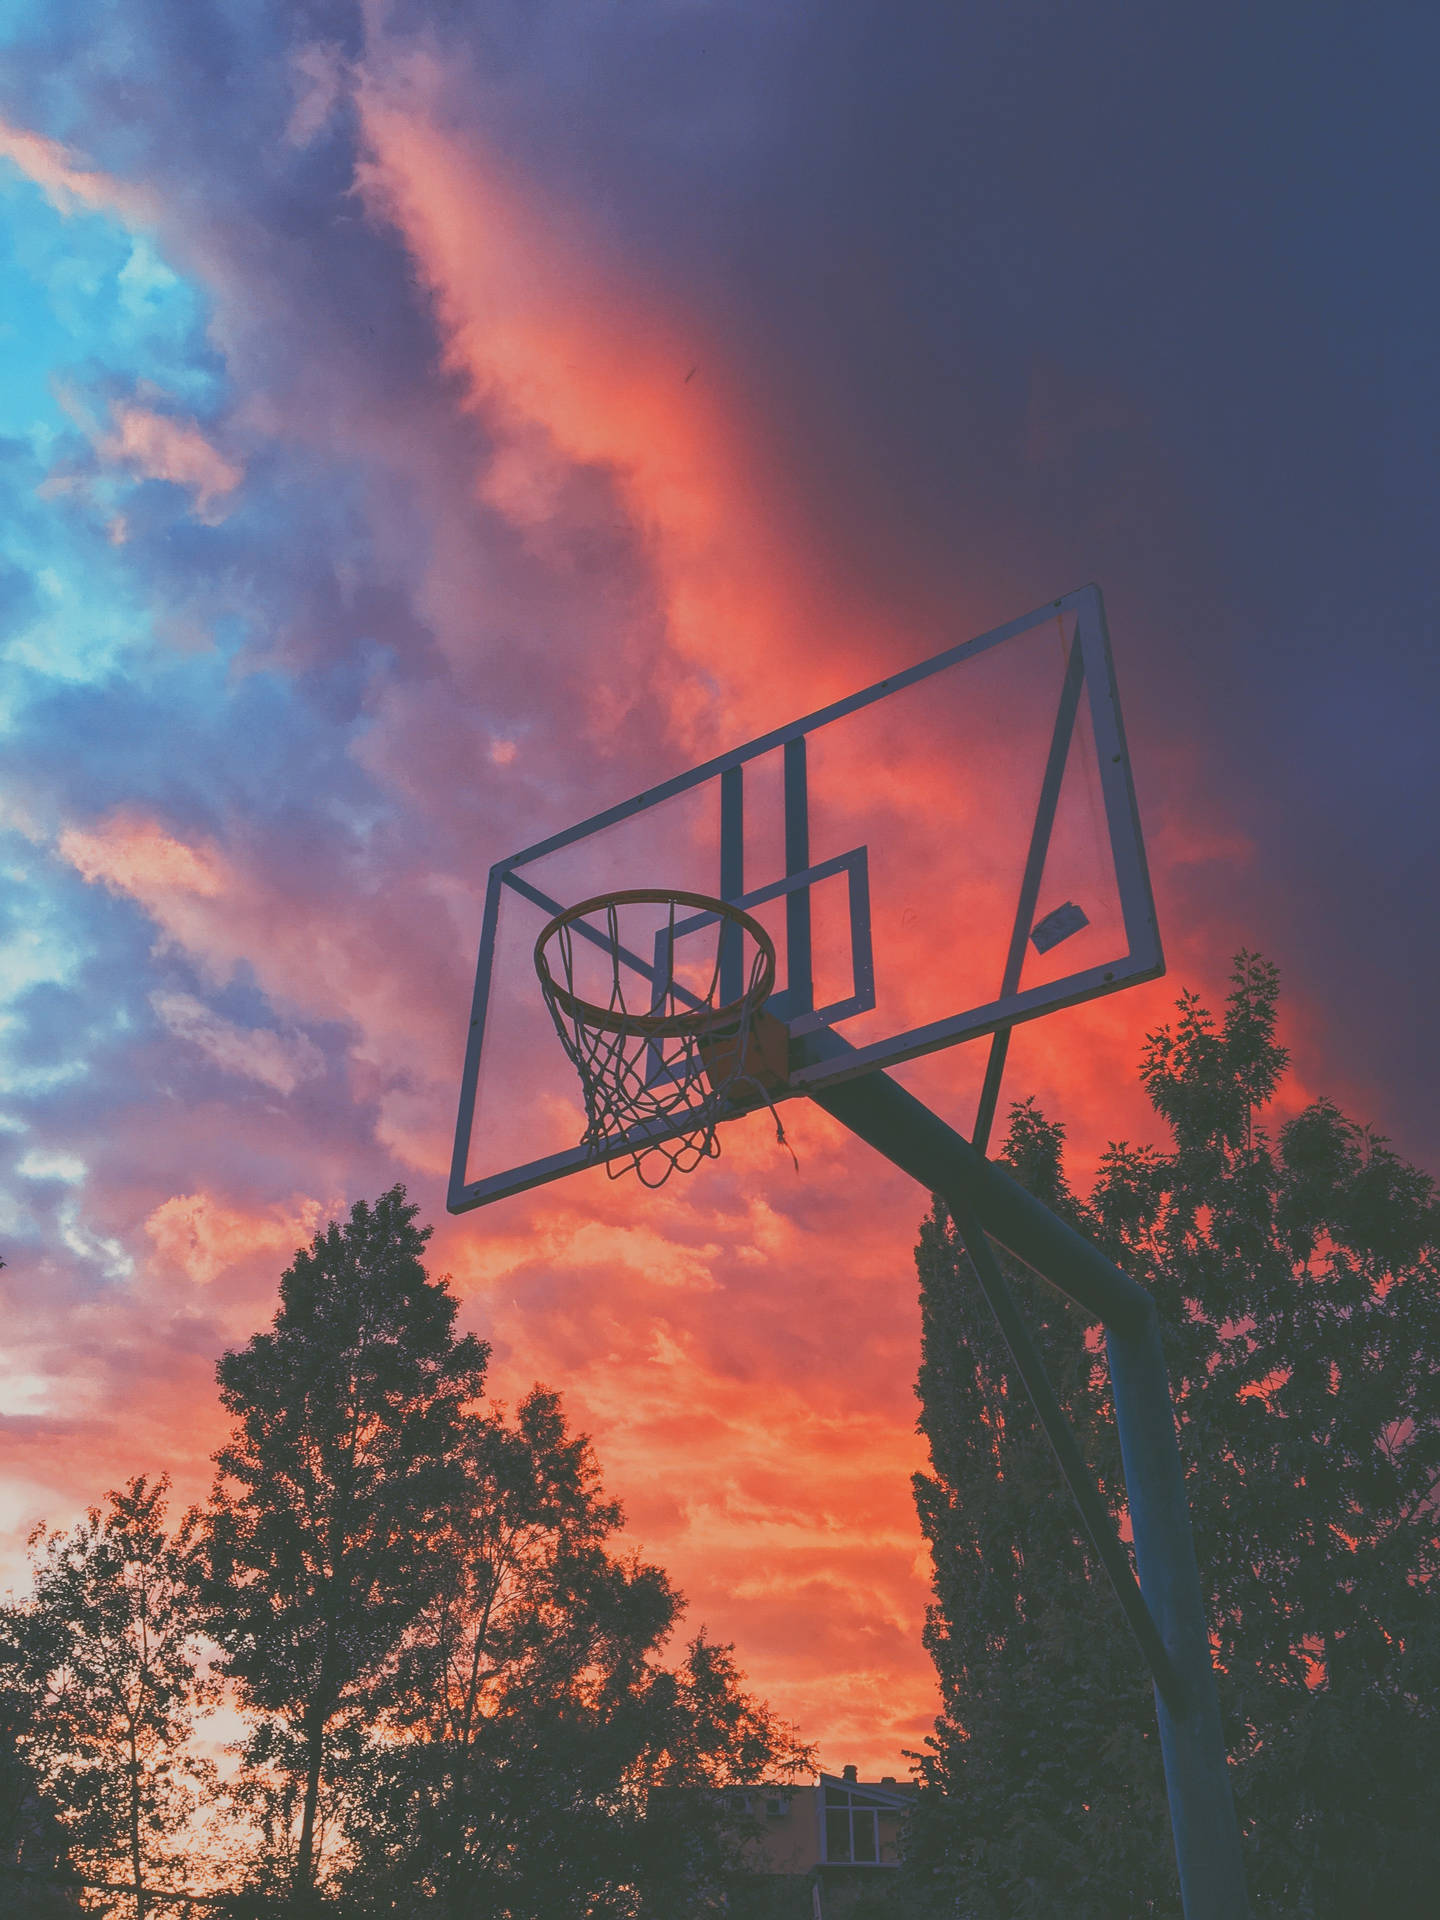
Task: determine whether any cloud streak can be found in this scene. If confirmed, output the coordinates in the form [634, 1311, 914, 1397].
[0, 116, 158, 225]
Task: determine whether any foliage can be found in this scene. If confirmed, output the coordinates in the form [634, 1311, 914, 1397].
[0, 1185, 807, 1913]
[902, 1138, 1172, 1917]
[905, 955, 1440, 1918]
[192, 1183, 809, 1916]
[340, 1384, 812, 1916]
[2, 1476, 215, 1918]
[0, 1600, 84, 1917]
[200, 1185, 490, 1902]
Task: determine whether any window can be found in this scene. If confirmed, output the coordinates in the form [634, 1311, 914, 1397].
[764, 1796, 786, 1817]
[727, 1792, 750, 1815]
[822, 1785, 888, 1864]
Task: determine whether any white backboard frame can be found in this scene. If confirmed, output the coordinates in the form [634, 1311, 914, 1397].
[449, 583, 1161, 1212]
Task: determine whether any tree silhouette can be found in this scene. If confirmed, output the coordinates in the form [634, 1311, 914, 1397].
[905, 956, 1440, 1918]
[0, 1602, 85, 1918]
[200, 1185, 488, 1907]
[4, 1477, 214, 1919]
[342, 1385, 812, 1916]
[0, 1182, 815, 1916]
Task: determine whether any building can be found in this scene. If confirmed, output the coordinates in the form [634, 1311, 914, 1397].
[725, 1766, 915, 1916]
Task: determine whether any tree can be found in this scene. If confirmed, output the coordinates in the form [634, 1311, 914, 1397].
[200, 1185, 489, 1906]
[4, 1476, 214, 1919]
[905, 955, 1440, 1918]
[903, 1127, 1173, 1918]
[0, 1602, 84, 1919]
[341, 1385, 812, 1917]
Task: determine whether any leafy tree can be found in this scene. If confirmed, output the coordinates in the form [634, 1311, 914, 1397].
[0, 1602, 83, 1918]
[341, 1385, 812, 1917]
[200, 1185, 489, 1907]
[905, 955, 1440, 1918]
[3, 1476, 214, 1919]
[902, 1129, 1171, 1918]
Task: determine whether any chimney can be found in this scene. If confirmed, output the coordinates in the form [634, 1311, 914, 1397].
[881, 1775, 896, 1787]
[842, 1764, 858, 1783]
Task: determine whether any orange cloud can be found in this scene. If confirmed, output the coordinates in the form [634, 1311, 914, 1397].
[353, 58, 903, 755]
[145, 1190, 324, 1287]
[434, 1095, 946, 1774]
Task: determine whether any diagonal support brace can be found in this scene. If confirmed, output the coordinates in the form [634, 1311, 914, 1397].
[940, 1182, 1184, 1711]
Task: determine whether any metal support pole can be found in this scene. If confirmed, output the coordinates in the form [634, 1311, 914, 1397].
[1105, 1310, 1248, 1917]
[810, 1062, 1250, 1919]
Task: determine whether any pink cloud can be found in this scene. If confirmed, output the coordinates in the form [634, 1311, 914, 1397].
[145, 1191, 324, 1287]
[0, 117, 159, 224]
[149, 993, 325, 1097]
[352, 58, 913, 757]
[55, 808, 463, 1171]
[97, 403, 244, 521]
[59, 815, 225, 900]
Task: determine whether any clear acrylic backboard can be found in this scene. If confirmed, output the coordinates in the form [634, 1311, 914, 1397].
[449, 584, 1162, 1212]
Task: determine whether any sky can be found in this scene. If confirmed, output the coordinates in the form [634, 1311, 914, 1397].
[1, 2, 1437, 1779]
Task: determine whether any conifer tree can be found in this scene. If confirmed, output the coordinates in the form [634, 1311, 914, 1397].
[906, 956, 1440, 1918]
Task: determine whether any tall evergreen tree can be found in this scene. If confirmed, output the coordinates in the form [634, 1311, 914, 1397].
[4, 1477, 214, 1919]
[906, 956, 1440, 1918]
[200, 1186, 488, 1906]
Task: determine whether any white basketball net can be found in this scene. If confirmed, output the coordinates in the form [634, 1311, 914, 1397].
[536, 894, 791, 1187]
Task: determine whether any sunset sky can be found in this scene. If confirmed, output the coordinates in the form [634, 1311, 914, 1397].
[2, 5, 1437, 1778]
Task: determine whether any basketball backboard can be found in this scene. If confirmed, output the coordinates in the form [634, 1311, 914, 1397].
[448, 583, 1161, 1212]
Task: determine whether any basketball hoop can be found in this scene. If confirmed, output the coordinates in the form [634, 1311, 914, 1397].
[534, 889, 794, 1186]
